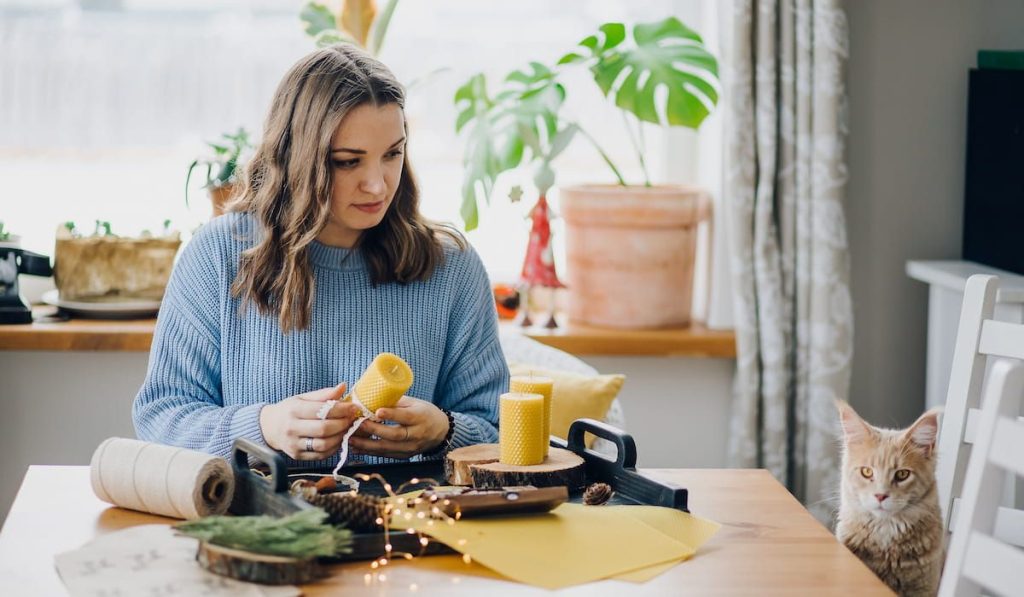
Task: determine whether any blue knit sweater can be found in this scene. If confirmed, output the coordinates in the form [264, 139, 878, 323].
[133, 212, 506, 469]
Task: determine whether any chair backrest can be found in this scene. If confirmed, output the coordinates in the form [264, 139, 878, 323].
[936, 274, 1024, 547]
[938, 358, 1024, 597]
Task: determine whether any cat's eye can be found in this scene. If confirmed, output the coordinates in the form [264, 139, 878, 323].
[859, 467, 873, 479]
[894, 469, 912, 482]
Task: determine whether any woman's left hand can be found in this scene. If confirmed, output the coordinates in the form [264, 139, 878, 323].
[349, 396, 450, 459]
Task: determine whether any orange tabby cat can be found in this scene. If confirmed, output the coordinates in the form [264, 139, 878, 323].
[835, 401, 944, 597]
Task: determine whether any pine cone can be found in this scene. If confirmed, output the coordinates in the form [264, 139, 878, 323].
[583, 482, 613, 506]
[302, 492, 385, 533]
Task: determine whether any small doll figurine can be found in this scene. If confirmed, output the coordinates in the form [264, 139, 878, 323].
[519, 194, 564, 328]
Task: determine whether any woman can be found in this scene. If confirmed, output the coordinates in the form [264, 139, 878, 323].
[133, 44, 506, 468]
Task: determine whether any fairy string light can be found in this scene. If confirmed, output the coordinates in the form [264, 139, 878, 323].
[352, 473, 468, 576]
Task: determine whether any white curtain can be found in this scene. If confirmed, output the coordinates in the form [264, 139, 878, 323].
[722, 0, 853, 524]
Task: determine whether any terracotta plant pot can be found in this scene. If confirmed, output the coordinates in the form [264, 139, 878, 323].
[560, 184, 711, 329]
[208, 183, 240, 217]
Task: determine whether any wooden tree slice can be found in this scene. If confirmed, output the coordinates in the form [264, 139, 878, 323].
[196, 542, 326, 586]
[445, 444, 586, 490]
[445, 443, 503, 486]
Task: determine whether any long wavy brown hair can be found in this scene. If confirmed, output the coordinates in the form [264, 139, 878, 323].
[228, 44, 465, 333]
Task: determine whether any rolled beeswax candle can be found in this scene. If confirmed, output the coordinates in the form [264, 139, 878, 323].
[347, 352, 414, 415]
[510, 375, 554, 456]
[499, 392, 546, 466]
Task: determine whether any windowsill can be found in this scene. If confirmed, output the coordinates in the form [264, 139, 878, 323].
[0, 308, 736, 358]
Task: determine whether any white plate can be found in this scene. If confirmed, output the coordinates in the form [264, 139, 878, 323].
[41, 289, 162, 319]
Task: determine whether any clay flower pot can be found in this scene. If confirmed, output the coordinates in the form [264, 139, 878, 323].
[560, 184, 711, 329]
[208, 183, 240, 217]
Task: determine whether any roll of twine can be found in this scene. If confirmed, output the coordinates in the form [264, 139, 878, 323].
[89, 437, 235, 520]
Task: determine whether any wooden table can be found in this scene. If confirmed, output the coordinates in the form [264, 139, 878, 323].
[0, 466, 890, 595]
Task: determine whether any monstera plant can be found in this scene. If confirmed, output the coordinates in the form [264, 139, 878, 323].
[455, 17, 721, 330]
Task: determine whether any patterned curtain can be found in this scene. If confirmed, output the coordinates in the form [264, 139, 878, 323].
[722, 0, 853, 525]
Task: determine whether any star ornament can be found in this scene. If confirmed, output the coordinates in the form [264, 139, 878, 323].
[508, 185, 524, 204]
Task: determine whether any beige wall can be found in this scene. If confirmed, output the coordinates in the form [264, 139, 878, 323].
[845, 0, 1024, 427]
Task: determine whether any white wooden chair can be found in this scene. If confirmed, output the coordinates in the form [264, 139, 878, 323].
[938, 358, 1024, 597]
[936, 274, 1024, 548]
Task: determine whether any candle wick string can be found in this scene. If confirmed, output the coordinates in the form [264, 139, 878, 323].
[331, 388, 375, 478]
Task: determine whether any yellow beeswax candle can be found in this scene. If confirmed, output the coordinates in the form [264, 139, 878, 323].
[510, 375, 554, 456]
[346, 352, 414, 415]
[499, 392, 546, 466]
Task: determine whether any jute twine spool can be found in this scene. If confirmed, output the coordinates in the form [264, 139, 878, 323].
[89, 437, 235, 520]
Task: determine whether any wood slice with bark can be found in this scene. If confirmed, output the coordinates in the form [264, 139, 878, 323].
[445, 443, 503, 486]
[196, 542, 326, 586]
[445, 444, 586, 490]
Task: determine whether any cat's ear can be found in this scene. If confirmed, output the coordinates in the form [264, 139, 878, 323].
[836, 400, 875, 444]
[903, 407, 943, 457]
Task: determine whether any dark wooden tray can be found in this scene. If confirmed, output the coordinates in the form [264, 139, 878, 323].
[228, 418, 688, 561]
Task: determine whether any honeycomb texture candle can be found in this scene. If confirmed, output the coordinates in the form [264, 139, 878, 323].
[499, 392, 545, 466]
[348, 352, 414, 415]
[510, 375, 554, 456]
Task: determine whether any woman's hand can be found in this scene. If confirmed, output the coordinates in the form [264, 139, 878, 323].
[258, 383, 362, 460]
[349, 396, 450, 459]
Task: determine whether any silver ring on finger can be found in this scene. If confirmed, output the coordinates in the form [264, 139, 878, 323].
[304, 437, 314, 452]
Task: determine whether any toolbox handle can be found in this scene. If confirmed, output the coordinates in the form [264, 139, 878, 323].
[566, 418, 637, 469]
[233, 437, 289, 494]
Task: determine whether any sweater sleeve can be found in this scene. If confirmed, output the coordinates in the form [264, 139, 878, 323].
[433, 246, 508, 450]
[132, 221, 267, 459]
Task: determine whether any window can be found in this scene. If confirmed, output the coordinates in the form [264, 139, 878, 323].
[1, 0, 723, 320]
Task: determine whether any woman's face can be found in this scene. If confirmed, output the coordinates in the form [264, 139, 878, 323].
[318, 102, 406, 247]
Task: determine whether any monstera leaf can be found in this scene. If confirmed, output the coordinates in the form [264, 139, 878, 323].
[300, 3, 337, 37]
[454, 65, 566, 230]
[559, 17, 719, 128]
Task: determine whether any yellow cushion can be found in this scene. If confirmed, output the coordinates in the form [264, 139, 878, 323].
[508, 362, 625, 448]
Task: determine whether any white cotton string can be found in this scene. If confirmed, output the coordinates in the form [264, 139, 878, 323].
[316, 400, 337, 421]
[324, 388, 375, 478]
[89, 437, 234, 520]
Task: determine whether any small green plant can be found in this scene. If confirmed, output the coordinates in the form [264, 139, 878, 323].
[0, 221, 11, 242]
[175, 509, 353, 559]
[185, 128, 254, 208]
[300, 0, 399, 55]
[454, 16, 719, 231]
[93, 220, 115, 237]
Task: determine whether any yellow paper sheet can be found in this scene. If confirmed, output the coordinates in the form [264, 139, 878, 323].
[606, 506, 721, 582]
[392, 503, 705, 590]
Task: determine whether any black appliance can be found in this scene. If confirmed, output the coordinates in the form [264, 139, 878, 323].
[0, 243, 53, 324]
[962, 68, 1024, 275]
